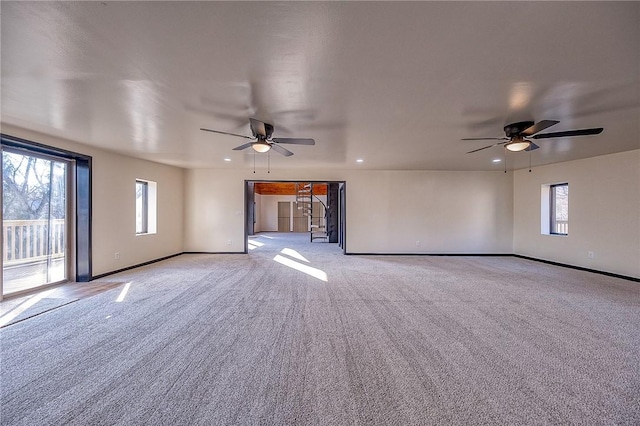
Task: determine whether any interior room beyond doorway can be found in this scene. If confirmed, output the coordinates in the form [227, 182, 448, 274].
[246, 181, 345, 252]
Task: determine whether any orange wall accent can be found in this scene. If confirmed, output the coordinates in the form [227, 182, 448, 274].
[254, 182, 327, 195]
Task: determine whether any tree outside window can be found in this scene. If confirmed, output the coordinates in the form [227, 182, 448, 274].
[550, 183, 568, 235]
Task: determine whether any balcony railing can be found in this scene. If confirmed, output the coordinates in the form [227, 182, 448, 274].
[554, 220, 569, 235]
[2, 219, 65, 266]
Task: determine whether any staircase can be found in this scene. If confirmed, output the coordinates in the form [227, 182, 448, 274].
[296, 183, 328, 242]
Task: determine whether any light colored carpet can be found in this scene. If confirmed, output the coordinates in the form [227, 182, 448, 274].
[0, 297, 78, 328]
[0, 282, 126, 328]
[1, 233, 639, 425]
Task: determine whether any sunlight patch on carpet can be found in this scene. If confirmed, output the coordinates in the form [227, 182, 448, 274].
[273, 254, 327, 282]
[0, 289, 56, 327]
[115, 282, 132, 302]
[281, 248, 309, 263]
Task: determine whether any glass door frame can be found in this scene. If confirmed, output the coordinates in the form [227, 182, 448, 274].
[1, 146, 75, 297]
[1, 134, 92, 301]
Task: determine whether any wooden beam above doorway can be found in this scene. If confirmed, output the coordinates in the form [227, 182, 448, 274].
[255, 182, 327, 196]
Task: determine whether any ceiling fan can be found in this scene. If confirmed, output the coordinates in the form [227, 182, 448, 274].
[463, 120, 603, 153]
[201, 118, 315, 157]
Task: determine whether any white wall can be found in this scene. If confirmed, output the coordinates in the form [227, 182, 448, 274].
[257, 194, 296, 232]
[184, 168, 514, 254]
[2, 125, 185, 276]
[346, 170, 513, 253]
[513, 150, 640, 278]
[256, 194, 328, 232]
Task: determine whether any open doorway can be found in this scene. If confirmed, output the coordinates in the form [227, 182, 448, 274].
[244, 181, 346, 254]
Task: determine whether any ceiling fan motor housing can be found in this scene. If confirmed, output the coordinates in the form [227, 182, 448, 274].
[250, 121, 275, 139]
[504, 121, 535, 137]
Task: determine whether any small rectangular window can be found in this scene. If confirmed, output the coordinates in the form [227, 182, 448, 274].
[136, 180, 148, 234]
[550, 183, 568, 235]
[135, 179, 157, 235]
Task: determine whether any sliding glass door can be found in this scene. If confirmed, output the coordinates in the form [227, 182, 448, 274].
[2, 149, 69, 296]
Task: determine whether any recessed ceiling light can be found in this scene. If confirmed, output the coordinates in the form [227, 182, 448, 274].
[224, 158, 231, 162]
[492, 158, 502, 163]
[356, 159, 364, 163]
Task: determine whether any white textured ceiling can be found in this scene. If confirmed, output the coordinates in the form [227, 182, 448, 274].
[2, 1, 639, 171]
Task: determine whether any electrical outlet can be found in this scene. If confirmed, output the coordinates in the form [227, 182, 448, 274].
[588, 251, 595, 259]
[114, 252, 120, 260]
[415, 240, 421, 247]
[227, 239, 232, 246]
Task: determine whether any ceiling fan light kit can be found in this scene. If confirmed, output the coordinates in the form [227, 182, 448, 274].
[252, 141, 271, 153]
[505, 136, 530, 152]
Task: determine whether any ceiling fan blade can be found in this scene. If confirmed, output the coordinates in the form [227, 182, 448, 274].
[249, 118, 267, 137]
[521, 120, 559, 136]
[524, 142, 540, 151]
[185, 104, 248, 127]
[461, 137, 507, 141]
[264, 122, 274, 139]
[232, 142, 254, 151]
[200, 128, 252, 139]
[306, 120, 346, 130]
[466, 142, 506, 154]
[270, 143, 294, 157]
[273, 109, 317, 122]
[466, 117, 506, 131]
[272, 138, 315, 145]
[532, 128, 603, 139]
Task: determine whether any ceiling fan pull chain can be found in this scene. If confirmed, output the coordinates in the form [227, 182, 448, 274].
[529, 149, 532, 172]
[253, 150, 256, 174]
[268, 151, 270, 173]
[504, 147, 507, 173]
